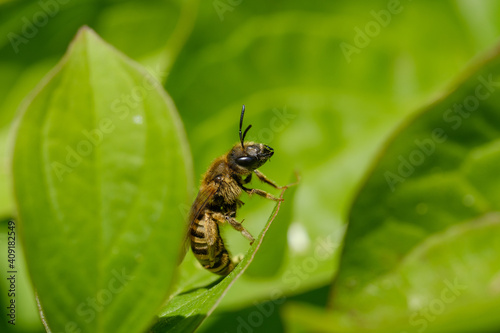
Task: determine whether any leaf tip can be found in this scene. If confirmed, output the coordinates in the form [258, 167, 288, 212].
[72, 25, 103, 49]
[75, 25, 95, 37]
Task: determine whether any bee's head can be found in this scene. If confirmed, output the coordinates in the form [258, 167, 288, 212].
[227, 105, 274, 173]
[229, 142, 274, 172]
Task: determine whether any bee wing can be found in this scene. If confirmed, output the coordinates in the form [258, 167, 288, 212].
[178, 181, 220, 263]
[188, 181, 219, 226]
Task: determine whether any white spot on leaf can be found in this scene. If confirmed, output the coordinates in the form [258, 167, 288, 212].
[133, 115, 143, 124]
[287, 222, 310, 254]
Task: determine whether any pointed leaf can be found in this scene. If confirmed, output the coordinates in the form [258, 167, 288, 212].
[11, 27, 192, 333]
[329, 43, 500, 331]
[245, 175, 298, 277]
[151, 187, 292, 333]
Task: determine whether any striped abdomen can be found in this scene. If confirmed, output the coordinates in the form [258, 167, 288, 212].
[190, 211, 234, 276]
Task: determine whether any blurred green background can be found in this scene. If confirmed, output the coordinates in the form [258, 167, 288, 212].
[1, 0, 500, 332]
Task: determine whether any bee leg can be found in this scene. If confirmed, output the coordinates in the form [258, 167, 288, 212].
[212, 212, 255, 245]
[226, 216, 255, 245]
[205, 219, 219, 267]
[242, 185, 283, 202]
[254, 170, 285, 189]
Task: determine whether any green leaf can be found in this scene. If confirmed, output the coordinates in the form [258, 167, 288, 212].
[284, 215, 500, 333]
[0, 129, 13, 218]
[0, 218, 41, 332]
[197, 284, 329, 333]
[245, 174, 298, 277]
[151, 187, 292, 333]
[11, 27, 192, 333]
[165, 1, 500, 308]
[95, 0, 199, 80]
[0, 0, 198, 219]
[328, 43, 500, 331]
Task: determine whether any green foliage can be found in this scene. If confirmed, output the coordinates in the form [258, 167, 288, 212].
[151, 186, 294, 332]
[2, 1, 500, 333]
[284, 43, 500, 333]
[11, 27, 191, 333]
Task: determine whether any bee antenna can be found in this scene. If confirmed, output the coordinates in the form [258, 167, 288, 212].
[239, 105, 252, 149]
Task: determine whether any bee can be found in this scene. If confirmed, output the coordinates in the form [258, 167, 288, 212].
[188, 105, 285, 275]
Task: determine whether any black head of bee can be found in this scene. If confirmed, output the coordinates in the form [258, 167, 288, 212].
[228, 105, 274, 173]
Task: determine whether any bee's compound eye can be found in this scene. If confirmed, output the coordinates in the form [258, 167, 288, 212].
[236, 156, 257, 168]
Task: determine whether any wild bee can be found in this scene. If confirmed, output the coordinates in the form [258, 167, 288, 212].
[188, 105, 285, 275]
